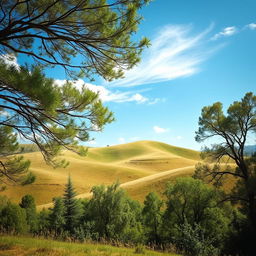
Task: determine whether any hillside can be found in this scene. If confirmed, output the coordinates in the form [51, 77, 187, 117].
[2, 141, 200, 206]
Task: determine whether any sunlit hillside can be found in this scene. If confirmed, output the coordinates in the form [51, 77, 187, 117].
[2, 141, 200, 207]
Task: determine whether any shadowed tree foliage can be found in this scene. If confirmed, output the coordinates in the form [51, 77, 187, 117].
[163, 177, 230, 251]
[49, 197, 65, 236]
[0, 201, 28, 233]
[195, 92, 256, 233]
[20, 194, 38, 232]
[0, 0, 151, 184]
[142, 192, 163, 245]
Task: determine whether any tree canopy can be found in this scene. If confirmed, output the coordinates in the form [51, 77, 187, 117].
[195, 92, 256, 233]
[0, 0, 150, 80]
[0, 0, 151, 183]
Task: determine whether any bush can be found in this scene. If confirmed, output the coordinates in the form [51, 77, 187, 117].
[175, 222, 219, 256]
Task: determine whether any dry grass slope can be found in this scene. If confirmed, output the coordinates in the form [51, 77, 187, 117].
[2, 141, 200, 206]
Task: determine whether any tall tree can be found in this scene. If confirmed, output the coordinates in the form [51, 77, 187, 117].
[63, 176, 80, 233]
[195, 92, 256, 231]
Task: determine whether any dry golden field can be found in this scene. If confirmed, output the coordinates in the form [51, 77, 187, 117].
[2, 141, 201, 207]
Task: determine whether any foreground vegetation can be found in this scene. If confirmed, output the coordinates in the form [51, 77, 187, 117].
[0, 176, 251, 256]
[0, 235, 179, 256]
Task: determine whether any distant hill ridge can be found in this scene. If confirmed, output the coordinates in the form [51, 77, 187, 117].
[3, 140, 200, 206]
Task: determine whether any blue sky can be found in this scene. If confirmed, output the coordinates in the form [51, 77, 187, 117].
[81, 0, 256, 150]
[18, 0, 256, 150]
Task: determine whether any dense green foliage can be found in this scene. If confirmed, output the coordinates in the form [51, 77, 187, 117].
[0, 177, 242, 255]
[195, 92, 256, 255]
[20, 194, 38, 232]
[142, 192, 163, 245]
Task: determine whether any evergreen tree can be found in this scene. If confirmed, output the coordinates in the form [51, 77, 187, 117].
[49, 197, 65, 236]
[20, 194, 38, 233]
[63, 176, 80, 234]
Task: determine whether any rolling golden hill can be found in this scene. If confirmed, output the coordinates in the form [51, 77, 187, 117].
[2, 141, 200, 207]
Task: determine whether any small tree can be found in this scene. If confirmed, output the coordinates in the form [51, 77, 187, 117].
[142, 192, 163, 245]
[63, 176, 80, 234]
[87, 182, 143, 242]
[37, 208, 50, 237]
[49, 197, 65, 236]
[0, 201, 28, 234]
[175, 221, 219, 256]
[20, 194, 38, 233]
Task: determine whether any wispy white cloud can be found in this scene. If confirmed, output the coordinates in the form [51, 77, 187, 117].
[55, 79, 161, 104]
[107, 24, 216, 87]
[153, 125, 169, 134]
[211, 26, 237, 40]
[247, 23, 256, 30]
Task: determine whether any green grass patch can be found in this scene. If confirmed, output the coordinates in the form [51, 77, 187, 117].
[0, 235, 179, 256]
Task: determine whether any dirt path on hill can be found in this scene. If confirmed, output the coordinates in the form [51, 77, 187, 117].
[37, 165, 195, 210]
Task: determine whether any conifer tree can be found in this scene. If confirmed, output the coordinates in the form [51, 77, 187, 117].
[63, 176, 80, 234]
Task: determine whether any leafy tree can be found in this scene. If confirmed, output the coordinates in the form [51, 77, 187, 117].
[86, 182, 143, 242]
[20, 194, 38, 232]
[163, 177, 230, 250]
[195, 92, 256, 232]
[0, 201, 28, 233]
[0, 0, 151, 183]
[142, 192, 163, 244]
[37, 208, 50, 236]
[49, 197, 65, 236]
[63, 176, 81, 233]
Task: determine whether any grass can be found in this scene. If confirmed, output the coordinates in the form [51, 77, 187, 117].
[2, 140, 199, 206]
[0, 235, 179, 256]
